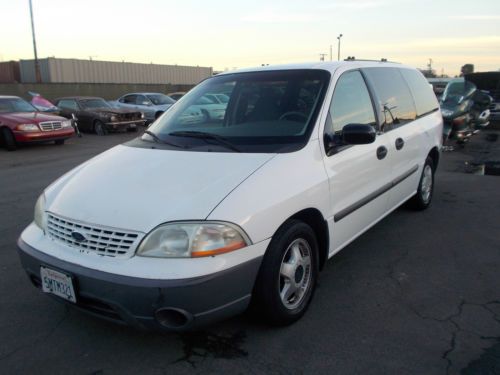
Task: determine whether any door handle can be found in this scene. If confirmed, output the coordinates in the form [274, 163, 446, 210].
[395, 137, 405, 150]
[376, 146, 388, 160]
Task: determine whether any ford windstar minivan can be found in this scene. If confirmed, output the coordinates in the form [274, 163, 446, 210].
[18, 60, 442, 330]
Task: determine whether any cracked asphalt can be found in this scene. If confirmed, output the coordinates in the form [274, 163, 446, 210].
[1, 128, 499, 374]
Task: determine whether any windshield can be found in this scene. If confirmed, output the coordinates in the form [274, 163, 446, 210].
[146, 94, 175, 105]
[143, 69, 330, 153]
[0, 98, 37, 113]
[441, 79, 476, 104]
[80, 99, 111, 109]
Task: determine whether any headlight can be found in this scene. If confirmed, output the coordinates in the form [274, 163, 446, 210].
[137, 222, 251, 258]
[34, 194, 47, 231]
[110, 115, 118, 122]
[61, 120, 72, 128]
[16, 124, 40, 132]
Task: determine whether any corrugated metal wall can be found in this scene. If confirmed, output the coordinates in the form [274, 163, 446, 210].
[0, 61, 21, 83]
[19, 58, 212, 85]
[19, 59, 51, 83]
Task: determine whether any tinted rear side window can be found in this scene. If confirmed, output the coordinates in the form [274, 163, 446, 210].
[363, 67, 417, 130]
[400, 69, 439, 116]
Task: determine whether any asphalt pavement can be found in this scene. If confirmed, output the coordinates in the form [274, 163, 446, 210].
[1, 129, 499, 375]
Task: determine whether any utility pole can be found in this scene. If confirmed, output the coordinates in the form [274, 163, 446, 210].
[28, 0, 41, 83]
[337, 34, 343, 61]
[329, 45, 333, 61]
[319, 53, 327, 62]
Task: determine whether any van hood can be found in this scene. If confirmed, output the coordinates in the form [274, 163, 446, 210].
[45, 145, 274, 233]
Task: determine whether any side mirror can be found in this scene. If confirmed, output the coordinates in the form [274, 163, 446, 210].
[342, 124, 376, 145]
[142, 101, 151, 106]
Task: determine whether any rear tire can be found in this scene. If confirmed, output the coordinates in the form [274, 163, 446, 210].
[54, 139, 65, 145]
[1, 128, 17, 151]
[94, 120, 107, 136]
[408, 156, 435, 210]
[252, 220, 319, 326]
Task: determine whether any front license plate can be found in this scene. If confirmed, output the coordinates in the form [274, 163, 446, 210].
[40, 267, 76, 303]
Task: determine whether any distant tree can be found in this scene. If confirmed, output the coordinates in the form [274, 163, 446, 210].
[460, 64, 474, 76]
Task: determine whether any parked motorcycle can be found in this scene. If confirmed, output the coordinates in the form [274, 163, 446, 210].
[71, 113, 82, 138]
[440, 78, 492, 148]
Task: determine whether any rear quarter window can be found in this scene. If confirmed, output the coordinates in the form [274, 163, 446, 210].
[400, 69, 439, 117]
[363, 67, 417, 130]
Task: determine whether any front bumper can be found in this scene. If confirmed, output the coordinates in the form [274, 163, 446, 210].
[13, 128, 75, 143]
[105, 120, 147, 129]
[18, 237, 262, 331]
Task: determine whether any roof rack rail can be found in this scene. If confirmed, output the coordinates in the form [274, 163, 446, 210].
[344, 57, 400, 63]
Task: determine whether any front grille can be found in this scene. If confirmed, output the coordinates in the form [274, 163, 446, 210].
[39, 121, 62, 131]
[118, 113, 140, 121]
[47, 213, 142, 258]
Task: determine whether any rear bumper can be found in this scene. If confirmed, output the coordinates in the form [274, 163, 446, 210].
[17, 237, 262, 331]
[13, 128, 74, 143]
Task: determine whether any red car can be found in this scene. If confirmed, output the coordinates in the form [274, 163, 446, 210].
[0, 95, 74, 151]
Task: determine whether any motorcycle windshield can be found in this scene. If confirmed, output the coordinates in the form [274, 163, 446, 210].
[441, 79, 476, 105]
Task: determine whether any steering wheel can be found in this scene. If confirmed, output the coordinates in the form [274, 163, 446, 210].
[279, 111, 308, 121]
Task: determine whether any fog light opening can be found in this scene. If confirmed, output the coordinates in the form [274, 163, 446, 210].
[155, 308, 192, 329]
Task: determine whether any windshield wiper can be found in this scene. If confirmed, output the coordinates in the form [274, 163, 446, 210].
[143, 130, 182, 148]
[168, 131, 241, 152]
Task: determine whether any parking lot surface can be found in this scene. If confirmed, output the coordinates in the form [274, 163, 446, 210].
[1, 130, 499, 375]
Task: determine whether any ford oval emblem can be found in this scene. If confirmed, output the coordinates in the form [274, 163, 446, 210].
[71, 231, 87, 242]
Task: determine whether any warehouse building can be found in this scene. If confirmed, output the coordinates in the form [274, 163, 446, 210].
[19, 57, 213, 85]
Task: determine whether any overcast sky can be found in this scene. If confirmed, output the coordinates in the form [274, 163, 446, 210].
[1, 0, 499, 75]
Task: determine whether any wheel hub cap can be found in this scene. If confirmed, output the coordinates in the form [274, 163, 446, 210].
[279, 238, 312, 310]
[421, 165, 433, 203]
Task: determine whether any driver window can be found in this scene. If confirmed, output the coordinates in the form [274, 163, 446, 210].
[326, 70, 376, 135]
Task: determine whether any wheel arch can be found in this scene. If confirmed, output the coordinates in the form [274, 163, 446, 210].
[428, 146, 440, 169]
[281, 208, 330, 271]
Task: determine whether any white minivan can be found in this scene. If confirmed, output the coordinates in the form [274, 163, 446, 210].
[18, 61, 442, 330]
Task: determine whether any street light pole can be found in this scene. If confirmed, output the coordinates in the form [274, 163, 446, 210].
[337, 34, 343, 61]
[28, 0, 41, 83]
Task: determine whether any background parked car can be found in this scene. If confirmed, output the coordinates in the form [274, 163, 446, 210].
[0, 95, 74, 151]
[190, 95, 227, 121]
[54, 96, 146, 135]
[204, 93, 230, 105]
[112, 92, 175, 123]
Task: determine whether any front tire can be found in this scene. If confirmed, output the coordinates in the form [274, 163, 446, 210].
[94, 120, 107, 136]
[252, 220, 319, 326]
[1, 128, 17, 151]
[408, 156, 435, 210]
